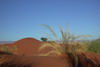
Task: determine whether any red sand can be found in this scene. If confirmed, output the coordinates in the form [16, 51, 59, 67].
[0, 38, 100, 67]
[80, 52, 100, 66]
[0, 55, 73, 67]
[0, 38, 73, 67]
[1, 53, 100, 67]
[0, 38, 53, 56]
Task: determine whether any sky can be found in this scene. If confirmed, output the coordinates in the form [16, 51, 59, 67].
[0, 0, 100, 41]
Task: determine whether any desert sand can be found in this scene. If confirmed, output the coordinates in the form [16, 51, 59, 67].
[0, 38, 100, 67]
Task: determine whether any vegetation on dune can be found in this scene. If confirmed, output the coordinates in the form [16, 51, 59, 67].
[39, 24, 92, 67]
[0, 45, 17, 55]
[41, 37, 48, 42]
[88, 38, 100, 53]
[39, 25, 92, 55]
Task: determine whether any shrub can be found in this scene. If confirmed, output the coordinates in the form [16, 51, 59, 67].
[41, 37, 48, 42]
[88, 38, 100, 53]
[0, 45, 17, 55]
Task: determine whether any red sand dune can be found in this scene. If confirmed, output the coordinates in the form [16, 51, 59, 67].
[0, 38, 100, 67]
[0, 53, 100, 67]
[79, 52, 100, 67]
[0, 38, 53, 56]
[0, 55, 73, 67]
[11, 38, 42, 56]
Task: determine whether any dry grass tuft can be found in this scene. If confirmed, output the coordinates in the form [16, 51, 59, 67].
[39, 24, 91, 55]
[0, 45, 17, 55]
[38, 24, 92, 67]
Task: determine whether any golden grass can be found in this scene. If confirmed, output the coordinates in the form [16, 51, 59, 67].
[0, 45, 17, 54]
[38, 24, 92, 67]
[39, 24, 91, 55]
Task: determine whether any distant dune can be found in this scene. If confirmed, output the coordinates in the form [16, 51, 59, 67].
[0, 38, 53, 56]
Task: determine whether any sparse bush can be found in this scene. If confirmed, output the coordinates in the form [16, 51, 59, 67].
[0, 45, 17, 55]
[88, 38, 100, 53]
[41, 37, 48, 42]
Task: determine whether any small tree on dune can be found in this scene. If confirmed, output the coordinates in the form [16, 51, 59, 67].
[41, 37, 48, 42]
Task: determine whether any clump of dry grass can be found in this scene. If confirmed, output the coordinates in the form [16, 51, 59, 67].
[39, 24, 91, 55]
[39, 42, 64, 56]
[0, 46, 17, 66]
[38, 24, 92, 67]
[0, 45, 17, 55]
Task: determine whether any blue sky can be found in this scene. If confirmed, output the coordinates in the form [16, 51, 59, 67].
[0, 0, 100, 41]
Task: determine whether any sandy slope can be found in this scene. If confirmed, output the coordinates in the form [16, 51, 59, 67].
[0, 38, 53, 56]
[0, 55, 73, 67]
[0, 38, 100, 67]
